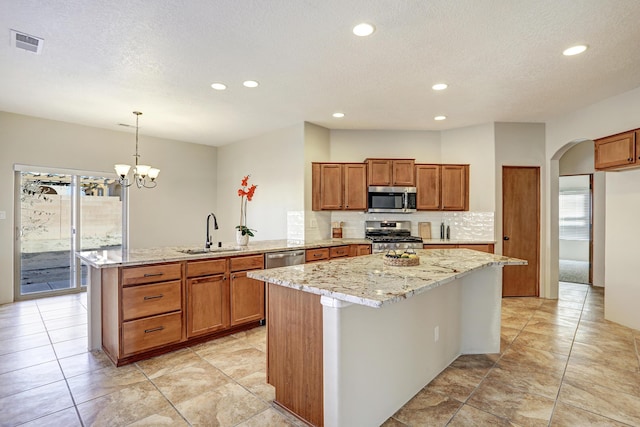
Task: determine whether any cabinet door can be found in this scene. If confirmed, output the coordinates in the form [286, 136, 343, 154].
[392, 160, 415, 186]
[186, 274, 229, 338]
[594, 131, 636, 170]
[357, 244, 371, 256]
[415, 164, 441, 210]
[343, 163, 367, 210]
[319, 164, 343, 210]
[230, 272, 265, 326]
[367, 159, 392, 186]
[441, 165, 469, 211]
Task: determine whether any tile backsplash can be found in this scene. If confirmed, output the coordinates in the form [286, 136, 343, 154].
[328, 211, 495, 241]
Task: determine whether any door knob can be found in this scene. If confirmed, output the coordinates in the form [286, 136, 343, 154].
[503, 236, 510, 241]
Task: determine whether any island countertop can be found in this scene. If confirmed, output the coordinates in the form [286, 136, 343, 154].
[76, 238, 372, 268]
[248, 248, 525, 308]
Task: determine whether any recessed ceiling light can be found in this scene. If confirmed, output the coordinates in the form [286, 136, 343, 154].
[211, 83, 227, 90]
[432, 83, 448, 91]
[353, 23, 375, 37]
[434, 115, 447, 121]
[333, 112, 345, 118]
[563, 45, 588, 56]
[243, 80, 259, 88]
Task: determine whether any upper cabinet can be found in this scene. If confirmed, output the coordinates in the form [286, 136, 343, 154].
[415, 164, 441, 210]
[415, 164, 469, 211]
[312, 163, 367, 211]
[441, 164, 469, 211]
[595, 130, 638, 171]
[366, 159, 415, 186]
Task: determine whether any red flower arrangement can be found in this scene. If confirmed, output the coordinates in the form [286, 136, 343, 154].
[236, 175, 257, 237]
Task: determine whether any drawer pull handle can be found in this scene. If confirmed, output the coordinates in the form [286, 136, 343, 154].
[144, 326, 165, 334]
[143, 294, 164, 300]
[314, 253, 322, 257]
[143, 273, 164, 278]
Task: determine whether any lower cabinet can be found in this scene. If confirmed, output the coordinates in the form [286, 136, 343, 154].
[349, 244, 372, 257]
[230, 254, 265, 326]
[186, 274, 229, 338]
[186, 258, 229, 338]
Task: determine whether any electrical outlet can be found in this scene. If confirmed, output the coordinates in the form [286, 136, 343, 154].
[434, 326, 439, 342]
[0, 211, 5, 220]
[310, 219, 317, 228]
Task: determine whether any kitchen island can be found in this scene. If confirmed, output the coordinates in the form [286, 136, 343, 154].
[76, 238, 371, 364]
[248, 249, 525, 427]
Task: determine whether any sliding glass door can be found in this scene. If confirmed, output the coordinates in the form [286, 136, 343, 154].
[16, 169, 122, 299]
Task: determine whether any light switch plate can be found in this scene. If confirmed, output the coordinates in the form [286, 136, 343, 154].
[0, 211, 6, 220]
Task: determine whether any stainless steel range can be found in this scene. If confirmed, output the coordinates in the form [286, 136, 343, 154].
[365, 220, 423, 253]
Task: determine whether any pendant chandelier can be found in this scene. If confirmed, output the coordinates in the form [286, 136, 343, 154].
[114, 111, 160, 188]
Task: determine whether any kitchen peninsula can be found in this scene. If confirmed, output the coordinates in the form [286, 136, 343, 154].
[248, 249, 525, 426]
[76, 239, 371, 365]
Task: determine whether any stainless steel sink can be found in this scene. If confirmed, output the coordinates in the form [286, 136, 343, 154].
[178, 247, 241, 254]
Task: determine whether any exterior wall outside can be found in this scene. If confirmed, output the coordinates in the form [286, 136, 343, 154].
[0, 112, 217, 304]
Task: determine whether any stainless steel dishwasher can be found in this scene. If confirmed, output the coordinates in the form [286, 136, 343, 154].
[265, 249, 306, 268]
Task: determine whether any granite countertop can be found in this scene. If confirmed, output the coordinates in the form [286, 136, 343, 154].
[248, 249, 525, 308]
[76, 238, 372, 268]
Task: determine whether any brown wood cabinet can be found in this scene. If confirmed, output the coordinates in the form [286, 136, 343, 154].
[415, 164, 441, 210]
[186, 259, 229, 339]
[329, 245, 350, 259]
[229, 254, 265, 327]
[416, 164, 469, 211]
[594, 130, 638, 170]
[306, 247, 330, 263]
[423, 243, 494, 253]
[349, 244, 372, 257]
[102, 262, 185, 365]
[366, 158, 415, 186]
[312, 163, 367, 211]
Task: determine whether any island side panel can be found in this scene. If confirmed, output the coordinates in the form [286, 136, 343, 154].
[267, 283, 324, 426]
[101, 266, 120, 363]
[460, 265, 502, 354]
[87, 265, 102, 350]
[322, 280, 462, 427]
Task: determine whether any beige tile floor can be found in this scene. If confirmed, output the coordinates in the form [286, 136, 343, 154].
[0, 283, 639, 426]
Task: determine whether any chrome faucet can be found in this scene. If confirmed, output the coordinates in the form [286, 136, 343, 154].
[205, 213, 219, 249]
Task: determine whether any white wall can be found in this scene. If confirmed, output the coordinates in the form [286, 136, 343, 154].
[216, 123, 305, 242]
[546, 85, 640, 329]
[605, 169, 640, 330]
[304, 123, 331, 241]
[441, 123, 496, 213]
[0, 112, 217, 304]
[329, 129, 441, 163]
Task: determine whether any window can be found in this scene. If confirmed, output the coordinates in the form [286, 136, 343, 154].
[559, 188, 590, 240]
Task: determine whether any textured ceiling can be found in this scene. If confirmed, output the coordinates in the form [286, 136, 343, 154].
[2, 0, 640, 146]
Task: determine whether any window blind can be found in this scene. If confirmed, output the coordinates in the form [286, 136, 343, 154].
[559, 189, 590, 240]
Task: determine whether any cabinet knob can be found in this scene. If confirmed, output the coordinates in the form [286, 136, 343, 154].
[503, 236, 510, 241]
[628, 158, 633, 162]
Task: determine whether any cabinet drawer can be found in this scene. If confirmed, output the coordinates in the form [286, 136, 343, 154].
[122, 263, 181, 286]
[423, 244, 457, 249]
[306, 248, 329, 262]
[122, 280, 182, 321]
[122, 312, 182, 355]
[187, 258, 227, 278]
[330, 245, 350, 258]
[230, 254, 264, 272]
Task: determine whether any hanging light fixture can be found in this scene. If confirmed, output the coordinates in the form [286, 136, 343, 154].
[114, 111, 160, 188]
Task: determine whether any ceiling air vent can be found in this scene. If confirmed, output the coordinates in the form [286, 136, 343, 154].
[10, 30, 44, 54]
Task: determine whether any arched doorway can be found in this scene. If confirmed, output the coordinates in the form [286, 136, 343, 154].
[549, 139, 605, 298]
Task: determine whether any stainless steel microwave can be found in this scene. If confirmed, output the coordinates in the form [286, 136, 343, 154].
[367, 186, 417, 213]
